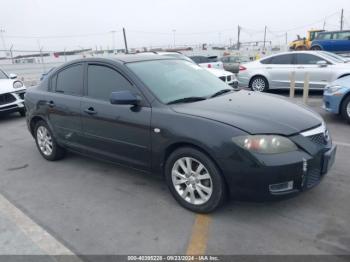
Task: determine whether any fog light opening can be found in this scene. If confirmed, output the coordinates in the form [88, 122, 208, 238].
[269, 181, 294, 194]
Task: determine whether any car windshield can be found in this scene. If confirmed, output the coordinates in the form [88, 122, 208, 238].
[320, 51, 348, 63]
[127, 59, 230, 104]
[0, 69, 8, 79]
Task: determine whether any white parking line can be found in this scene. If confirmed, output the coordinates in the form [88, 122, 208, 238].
[334, 141, 350, 148]
[0, 193, 81, 259]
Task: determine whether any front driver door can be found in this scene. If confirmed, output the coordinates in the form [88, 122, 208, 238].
[295, 53, 333, 89]
[80, 63, 151, 171]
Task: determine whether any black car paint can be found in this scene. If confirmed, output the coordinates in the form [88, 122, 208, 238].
[25, 56, 334, 198]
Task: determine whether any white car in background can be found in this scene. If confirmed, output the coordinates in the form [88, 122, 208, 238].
[189, 55, 224, 70]
[140, 52, 238, 88]
[0, 69, 26, 117]
[238, 51, 350, 92]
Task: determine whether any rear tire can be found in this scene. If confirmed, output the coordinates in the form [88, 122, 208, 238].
[165, 147, 227, 213]
[341, 96, 350, 124]
[249, 76, 269, 92]
[34, 120, 66, 161]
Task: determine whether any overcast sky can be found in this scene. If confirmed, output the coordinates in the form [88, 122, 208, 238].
[0, 0, 349, 51]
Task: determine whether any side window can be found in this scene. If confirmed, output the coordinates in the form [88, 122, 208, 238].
[270, 54, 293, 65]
[296, 54, 324, 65]
[87, 65, 133, 101]
[318, 33, 332, 40]
[260, 57, 272, 64]
[56, 64, 83, 96]
[190, 57, 200, 64]
[334, 31, 350, 40]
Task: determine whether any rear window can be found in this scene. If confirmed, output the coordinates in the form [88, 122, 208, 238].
[55, 64, 84, 96]
[334, 31, 350, 40]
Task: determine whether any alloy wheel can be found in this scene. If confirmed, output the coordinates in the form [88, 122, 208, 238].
[36, 126, 53, 156]
[171, 157, 213, 205]
[347, 101, 350, 118]
[251, 78, 266, 92]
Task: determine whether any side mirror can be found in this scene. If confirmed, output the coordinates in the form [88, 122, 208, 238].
[9, 73, 17, 79]
[317, 60, 328, 67]
[110, 90, 141, 106]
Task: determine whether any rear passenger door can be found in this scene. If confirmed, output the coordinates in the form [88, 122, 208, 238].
[265, 54, 295, 88]
[47, 63, 84, 147]
[80, 63, 152, 171]
[332, 31, 350, 52]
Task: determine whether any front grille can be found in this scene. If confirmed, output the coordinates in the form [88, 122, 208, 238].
[0, 93, 16, 106]
[308, 133, 327, 145]
[306, 168, 321, 188]
[17, 92, 25, 100]
[219, 76, 226, 82]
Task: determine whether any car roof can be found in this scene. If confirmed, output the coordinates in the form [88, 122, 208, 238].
[318, 30, 350, 34]
[260, 51, 323, 60]
[61, 55, 177, 66]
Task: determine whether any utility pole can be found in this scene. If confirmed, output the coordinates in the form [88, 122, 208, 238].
[123, 27, 128, 54]
[0, 28, 8, 57]
[323, 20, 326, 30]
[340, 8, 344, 31]
[237, 25, 241, 50]
[263, 26, 267, 51]
[285, 32, 288, 45]
[172, 29, 176, 48]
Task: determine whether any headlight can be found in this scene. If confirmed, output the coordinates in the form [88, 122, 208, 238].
[13, 81, 24, 89]
[232, 135, 298, 154]
[325, 85, 343, 93]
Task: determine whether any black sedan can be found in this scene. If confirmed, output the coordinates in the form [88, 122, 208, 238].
[25, 55, 336, 213]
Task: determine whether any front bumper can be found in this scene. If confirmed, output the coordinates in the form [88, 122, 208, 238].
[323, 92, 344, 114]
[219, 139, 336, 200]
[0, 91, 26, 115]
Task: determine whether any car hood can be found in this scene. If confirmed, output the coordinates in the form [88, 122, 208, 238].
[171, 91, 322, 136]
[0, 79, 26, 94]
[205, 68, 234, 77]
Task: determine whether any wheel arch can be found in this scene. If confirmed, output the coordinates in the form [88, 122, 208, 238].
[338, 74, 350, 79]
[340, 91, 350, 114]
[162, 142, 225, 179]
[29, 116, 46, 136]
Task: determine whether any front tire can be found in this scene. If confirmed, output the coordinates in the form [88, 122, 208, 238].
[249, 76, 269, 92]
[341, 96, 350, 124]
[34, 120, 65, 161]
[165, 147, 226, 213]
[311, 46, 321, 50]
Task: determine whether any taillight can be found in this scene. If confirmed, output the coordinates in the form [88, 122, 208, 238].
[208, 64, 212, 68]
[239, 66, 247, 71]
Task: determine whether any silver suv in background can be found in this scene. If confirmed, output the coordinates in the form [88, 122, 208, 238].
[237, 51, 350, 92]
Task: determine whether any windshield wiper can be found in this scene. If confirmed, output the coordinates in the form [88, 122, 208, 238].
[210, 89, 233, 98]
[167, 96, 207, 105]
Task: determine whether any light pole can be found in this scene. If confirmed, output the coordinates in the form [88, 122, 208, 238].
[110, 30, 116, 52]
[0, 28, 8, 57]
[172, 29, 176, 48]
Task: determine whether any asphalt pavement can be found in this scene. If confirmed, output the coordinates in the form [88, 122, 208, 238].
[0, 92, 349, 259]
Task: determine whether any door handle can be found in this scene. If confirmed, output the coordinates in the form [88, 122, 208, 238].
[266, 67, 272, 69]
[297, 66, 305, 69]
[47, 101, 55, 108]
[84, 107, 97, 115]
